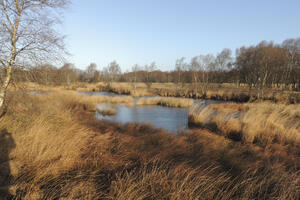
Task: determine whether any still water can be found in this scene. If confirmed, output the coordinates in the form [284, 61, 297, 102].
[82, 91, 227, 133]
[79, 91, 129, 97]
[96, 104, 190, 133]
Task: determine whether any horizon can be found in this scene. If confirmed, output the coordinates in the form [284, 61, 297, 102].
[63, 0, 300, 71]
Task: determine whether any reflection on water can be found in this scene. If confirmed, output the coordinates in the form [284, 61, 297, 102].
[97, 104, 190, 133]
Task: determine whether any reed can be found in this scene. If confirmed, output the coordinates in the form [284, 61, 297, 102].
[136, 97, 194, 108]
[24, 82, 300, 104]
[188, 102, 300, 146]
[96, 107, 117, 116]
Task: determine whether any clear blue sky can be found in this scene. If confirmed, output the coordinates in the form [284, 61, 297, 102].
[62, 0, 300, 71]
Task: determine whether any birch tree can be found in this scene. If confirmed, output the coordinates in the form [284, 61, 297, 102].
[175, 57, 186, 87]
[190, 56, 200, 94]
[131, 64, 140, 92]
[281, 38, 300, 90]
[143, 62, 156, 89]
[198, 54, 215, 94]
[0, 0, 69, 115]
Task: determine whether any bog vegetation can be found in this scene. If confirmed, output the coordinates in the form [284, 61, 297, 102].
[136, 97, 194, 108]
[0, 91, 298, 199]
[189, 103, 300, 146]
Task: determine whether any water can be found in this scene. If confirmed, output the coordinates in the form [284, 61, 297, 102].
[78, 91, 129, 97]
[29, 91, 50, 95]
[82, 91, 229, 133]
[97, 104, 190, 133]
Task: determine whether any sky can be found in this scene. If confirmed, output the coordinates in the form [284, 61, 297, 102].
[62, 0, 300, 71]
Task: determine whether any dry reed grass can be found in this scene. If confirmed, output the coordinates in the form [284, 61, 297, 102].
[96, 107, 117, 116]
[136, 97, 194, 108]
[189, 102, 300, 147]
[0, 90, 298, 199]
[24, 82, 300, 104]
[105, 82, 300, 103]
[75, 91, 134, 107]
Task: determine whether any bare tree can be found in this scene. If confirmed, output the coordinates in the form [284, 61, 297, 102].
[236, 41, 286, 99]
[281, 38, 300, 90]
[103, 61, 121, 86]
[199, 54, 215, 94]
[131, 64, 140, 92]
[175, 57, 186, 87]
[0, 0, 69, 114]
[108, 61, 121, 82]
[59, 63, 77, 86]
[143, 62, 156, 89]
[216, 48, 233, 71]
[190, 56, 200, 94]
[86, 63, 97, 83]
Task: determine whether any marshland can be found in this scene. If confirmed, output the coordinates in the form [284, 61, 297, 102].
[1, 1, 300, 200]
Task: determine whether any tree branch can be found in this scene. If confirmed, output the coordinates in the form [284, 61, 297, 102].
[0, 0, 14, 31]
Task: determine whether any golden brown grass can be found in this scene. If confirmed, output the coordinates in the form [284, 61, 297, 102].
[0, 90, 298, 199]
[94, 82, 300, 103]
[96, 107, 117, 116]
[75, 91, 134, 107]
[23, 82, 300, 104]
[136, 97, 194, 108]
[189, 102, 300, 146]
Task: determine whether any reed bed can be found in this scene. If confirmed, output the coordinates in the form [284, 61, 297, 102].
[188, 102, 300, 146]
[136, 97, 194, 108]
[98, 82, 300, 103]
[81, 94, 134, 105]
[24, 82, 300, 104]
[96, 107, 117, 116]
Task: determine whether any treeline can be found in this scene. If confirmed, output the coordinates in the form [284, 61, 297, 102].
[8, 38, 300, 93]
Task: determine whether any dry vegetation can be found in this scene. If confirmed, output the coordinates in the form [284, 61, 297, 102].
[189, 102, 300, 147]
[75, 82, 300, 104]
[96, 107, 117, 116]
[23, 82, 300, 104]
[0, 90, 298, 199]
[136, 97, 194, 108]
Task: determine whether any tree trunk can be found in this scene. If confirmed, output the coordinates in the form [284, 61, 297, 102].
[134, 72, 136, 92]
[0, 65, 12, 114]
[193, 72, 198, 94]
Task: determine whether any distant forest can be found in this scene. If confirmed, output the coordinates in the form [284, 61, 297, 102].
[9, 38, 300, 91]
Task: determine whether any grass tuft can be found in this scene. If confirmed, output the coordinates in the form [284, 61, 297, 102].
[188, 102, 300, 146]
[96, 107, 117, 116]
[136, 97, 194, 108]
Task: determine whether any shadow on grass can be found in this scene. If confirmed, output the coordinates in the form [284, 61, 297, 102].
[0, 129, 15, 199]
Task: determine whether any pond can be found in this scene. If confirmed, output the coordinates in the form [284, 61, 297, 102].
[82, 92, 228, 133]
[97, 104, 190, 133]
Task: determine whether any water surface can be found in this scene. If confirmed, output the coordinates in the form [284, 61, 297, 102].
[78, 91, 129, 97]
[97, 104, 189, 133]
[82, 91, 230, 133]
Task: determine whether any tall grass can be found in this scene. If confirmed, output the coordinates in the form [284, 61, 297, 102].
[24, 82, 300, 103]
[136, 97, 194, 108]
[189, 102, 300, 146]
[0, 91, 298, 199]
[98, 82, 300, 103]
[96, 107, 117, 116]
